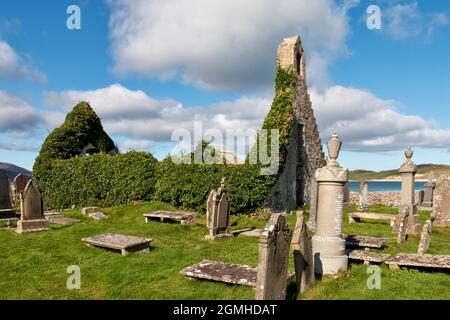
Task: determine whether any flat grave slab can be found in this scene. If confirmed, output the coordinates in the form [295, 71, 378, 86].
[385, 253, 450, 271]
[144, 211, 197, 226]
[46, 216, 81, 225]
[347, 249, 391, 264]
[82, 233, 152, 256]
[348, 212, 396, 226]
[180, 260, 258, 287]
[344, 235, 389, 249]
[232, 228, 262, 238]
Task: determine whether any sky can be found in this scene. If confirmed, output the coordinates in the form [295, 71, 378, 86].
[0, 0, 449, 171]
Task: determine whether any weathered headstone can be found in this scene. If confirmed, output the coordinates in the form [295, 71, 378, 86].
[397, 147, 421, 235]
[396, 207, 409, 244]
[422, 172, 435, 208]
[256, 213, 292, 300]
[343, 183, 350, 205]
[358, 180, 369, 211]
[312, 133, 349, 275]
[417, 220, 432, 254]
[16, 180, 49, 234]
[292, 211, 314, 293]
[433, 175, 450, 227]
[308, 180, 319, 230]
[206, 178, 231, 240]
[14, 173, 28, 194]
[0, 169, 13, 210]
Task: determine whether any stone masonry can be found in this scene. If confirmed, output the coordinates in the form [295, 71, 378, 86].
[268, 35, 326, 212]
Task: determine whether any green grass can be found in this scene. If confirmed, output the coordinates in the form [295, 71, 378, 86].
[0, 202, 449, 300]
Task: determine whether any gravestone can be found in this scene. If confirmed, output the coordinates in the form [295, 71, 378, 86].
[422, 172, 435, 208]
[292, 211, 314, 293]
[256, 213, 292, 300]
[396, 207, 409, 244]
[397, 147, 421, 235]
[308, 181, 319, 230]
[433, 175, 450, 227]
[82, 233, 151, 256]
[0, 169, 15, 219]
[206, 178, 231, 240]
[358, 180, 369, 211]
[417, 220, 432, 254]
[343, 183, 350, 205]
[14, 173, 28, 194]
[16, 180, 49, 234]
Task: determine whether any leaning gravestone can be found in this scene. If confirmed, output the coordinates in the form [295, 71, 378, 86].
[396, 207, 409, 244]
[433, 175, 450, 227]
[417, 220, 432, 254]
[358, 180, 369, 211]
[256, 213, 292, 300]
[16, 180, 49, 234]
[206, 178, 231, 240]
[292, 211, 314, 293]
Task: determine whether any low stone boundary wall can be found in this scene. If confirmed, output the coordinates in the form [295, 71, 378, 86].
[349, 191, 421, 207]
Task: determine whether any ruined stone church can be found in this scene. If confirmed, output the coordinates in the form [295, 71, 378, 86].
[268, 36, 326, 211]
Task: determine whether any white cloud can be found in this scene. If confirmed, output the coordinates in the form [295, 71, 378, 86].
[310, 86, 450, 152]
[382, 2, 450, 40]
[0, 91, 43, 137]
[107, 0, 353, 91]
[0, 41, 46, 82]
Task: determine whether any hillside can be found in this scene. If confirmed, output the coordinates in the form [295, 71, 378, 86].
[0, 162, 32, 181]
[349, 164, 450, 181]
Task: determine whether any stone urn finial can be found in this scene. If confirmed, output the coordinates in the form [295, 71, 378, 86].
[220, 177, 226, 188]
[327, 132, 342, 166]
[405, 147, 413, 161]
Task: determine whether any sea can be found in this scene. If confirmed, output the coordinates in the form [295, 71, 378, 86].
[348, 181, 426, 192]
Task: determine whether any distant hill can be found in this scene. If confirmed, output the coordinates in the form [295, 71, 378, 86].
[349, 164, 450, 181]
[0, 162, 32, 182]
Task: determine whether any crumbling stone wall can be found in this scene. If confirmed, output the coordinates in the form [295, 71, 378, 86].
[349, 191, 421, 207]
[268, 36, 326, 211]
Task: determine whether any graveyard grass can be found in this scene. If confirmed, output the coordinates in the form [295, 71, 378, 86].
[0, 202, 449, 300]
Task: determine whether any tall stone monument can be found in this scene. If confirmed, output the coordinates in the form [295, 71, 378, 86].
[255, 213, 292, 300]
[0, 169, 15, 219]
[16, 180, 49, 234]
[358, 180, 369, 211]
[422, 171, 435, 208]
[397, 147, 421, 235]
[205, 178, 231, 240]
[312, 133, 348, 275]
[433, 175, 450, 227]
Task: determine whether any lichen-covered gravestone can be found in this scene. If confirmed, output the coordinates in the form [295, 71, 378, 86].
[205, 178, 231, 240]
[417, 220, 432, 254]
[0, 169, 16, 219]
[358, 180, 369, 211]
[433, 175, 450, 227]
[255, 213, 292, 300]
[16, 180, 49, 234]
[292, 211, 314, 293]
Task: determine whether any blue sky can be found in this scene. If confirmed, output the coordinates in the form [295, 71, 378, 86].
[0, 0, 449, 171]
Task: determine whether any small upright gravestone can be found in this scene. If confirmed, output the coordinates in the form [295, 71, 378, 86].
[417, 220, 432, 254]
[0, 169, 15, 218]
[14, 173, 28, 194]
[422, 172, 435, 208]
[358, 180, 369, 211]
[256, 213, 292, 300]
[205, 178, 231, 240]
[292, 211, 314, 294]
[432, 175, 450, 227]
[16, 180, 49, 234]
